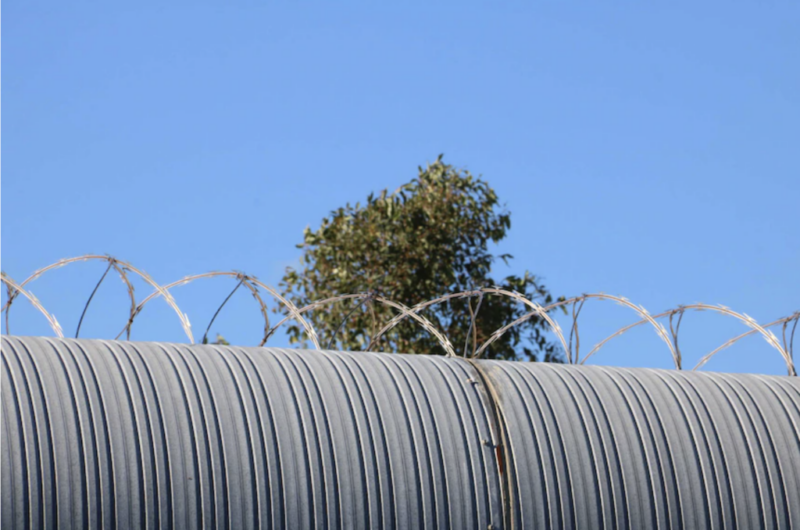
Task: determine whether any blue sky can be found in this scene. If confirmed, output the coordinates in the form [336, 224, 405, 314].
[3, 1, 799, 374]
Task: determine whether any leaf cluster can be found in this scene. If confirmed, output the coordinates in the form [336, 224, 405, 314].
[279, 156, 563, 361]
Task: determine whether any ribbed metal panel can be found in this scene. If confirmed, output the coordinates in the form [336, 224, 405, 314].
[478, 361, 800, 529]
[1, 336, 503, 529]
[3, 336, 800, 529]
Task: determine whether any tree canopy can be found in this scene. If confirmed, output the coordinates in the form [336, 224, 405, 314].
[279, 156, 563, 361]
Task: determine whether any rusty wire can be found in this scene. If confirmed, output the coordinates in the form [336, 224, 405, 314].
[1, 255, 797, 375]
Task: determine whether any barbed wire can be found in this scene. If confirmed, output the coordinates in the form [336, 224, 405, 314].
[1, 254, 797, 375]
[1, 272, 64, 338]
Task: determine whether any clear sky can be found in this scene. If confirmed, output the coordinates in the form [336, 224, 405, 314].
[3, 1, 799, 375]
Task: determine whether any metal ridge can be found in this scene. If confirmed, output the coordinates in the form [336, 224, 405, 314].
[2, 336, 799, 528]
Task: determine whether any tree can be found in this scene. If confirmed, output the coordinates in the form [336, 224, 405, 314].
[279, 156, 564, 361]
[202, 333, 230, 345]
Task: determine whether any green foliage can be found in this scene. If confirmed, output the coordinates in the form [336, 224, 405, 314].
[202, 333, 230, 346]
[279, 156, 564, 361]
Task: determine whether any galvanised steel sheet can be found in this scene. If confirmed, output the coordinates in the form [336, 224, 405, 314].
[1, 336, 503, 529]
[478, 360, 800, 529]
[3, 335, 800, 529]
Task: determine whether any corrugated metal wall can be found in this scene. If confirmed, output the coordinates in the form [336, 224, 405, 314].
[1, 336, 503, 529]
[479, 361, 800, 529]
[2, 336, 799, 529]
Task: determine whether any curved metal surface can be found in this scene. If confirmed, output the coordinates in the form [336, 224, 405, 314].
[2, 336, 800, 529]
[1, 336, 502, 529]
[478, 360, 800, 529]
